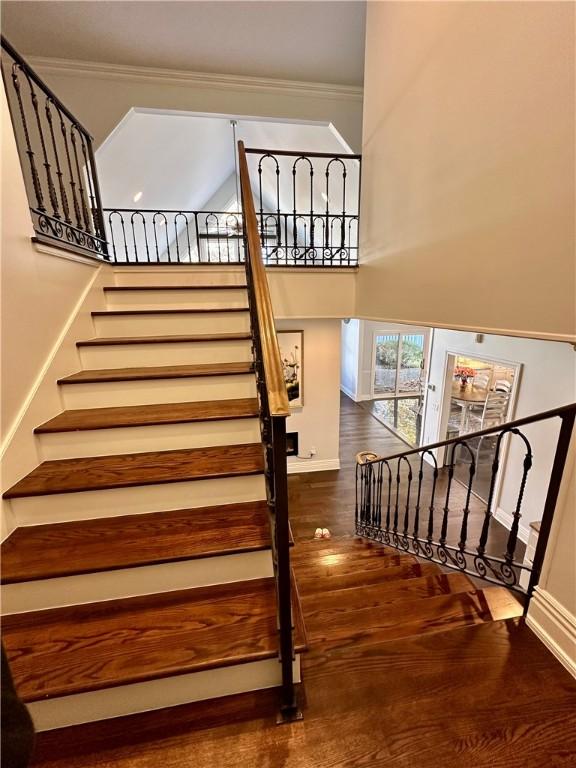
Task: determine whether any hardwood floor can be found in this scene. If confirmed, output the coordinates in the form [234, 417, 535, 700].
[26, 395, 576, 767]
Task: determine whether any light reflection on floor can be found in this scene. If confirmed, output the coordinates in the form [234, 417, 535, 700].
[361, 396, 423, 447]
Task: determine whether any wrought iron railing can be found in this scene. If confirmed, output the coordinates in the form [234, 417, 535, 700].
[1, 37, 108, 259]
[245, 148, 360, 267]
[238, 141, 299, 721]
[104, 209, 243, 264]
[356, 403, 575, 603]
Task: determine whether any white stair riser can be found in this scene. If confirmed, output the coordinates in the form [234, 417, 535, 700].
[60, 374, 257, 409]
[10, 474, 266, 525]
[79, 339, 253, 369]
[2, 549, 273, 614]
[93, 311, 250, 337]
[113, 269, 246, 287]
[37, 418, 261, 461]
[105, 288, 248, 310]
[27, 656, 302, 731]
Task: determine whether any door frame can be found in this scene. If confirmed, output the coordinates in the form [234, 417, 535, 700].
[437, 350, 523, 509]
[370, 329, 430, 400]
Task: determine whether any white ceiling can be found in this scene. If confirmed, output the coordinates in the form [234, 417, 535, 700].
[2, 1, 366, 86]
[98, 110, 353, 211]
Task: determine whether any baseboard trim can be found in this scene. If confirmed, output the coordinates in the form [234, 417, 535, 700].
[494, 507, 530, 545]
[287, 458, 340, 474]
[527, 587, 576, 679]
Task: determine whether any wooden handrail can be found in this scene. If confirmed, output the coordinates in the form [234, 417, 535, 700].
[238, 140, 290, 417]
[245, 146, 362, 160]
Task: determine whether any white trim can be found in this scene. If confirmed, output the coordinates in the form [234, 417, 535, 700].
[28, 656, 302, 731]
[33, 241, 108, 268]
[493, 507, 530, 545]
[355, 315, 576, 347]
[527, 587, 576, 679]
[2, 550, 273, 614]
[340, 383, 360, 402]
[27, 56, 363, 102]
[287, 458, 340, 474]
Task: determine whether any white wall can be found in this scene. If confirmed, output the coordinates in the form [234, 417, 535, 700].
[341, 319, 361, 401]
[1, 85, 112, 538]
[423, 329, 576, 537]
[359, 1, 575, 342]
[276, 319, 341, 473]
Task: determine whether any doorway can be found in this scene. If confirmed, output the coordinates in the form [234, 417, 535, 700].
[440, 354, 521, 502]
[367, 330, 429, 446]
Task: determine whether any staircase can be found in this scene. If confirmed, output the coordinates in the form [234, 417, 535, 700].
[292, 535, 524, 653]
[1, 269, 306, 731]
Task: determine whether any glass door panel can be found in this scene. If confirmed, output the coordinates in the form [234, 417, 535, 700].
[373, 334, 399, 395]
[398, 334, 425, 394]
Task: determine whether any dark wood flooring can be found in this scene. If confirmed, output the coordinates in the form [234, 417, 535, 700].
[26, 395, 576, 767]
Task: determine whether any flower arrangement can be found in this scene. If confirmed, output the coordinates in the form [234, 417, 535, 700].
[454, 366, 475, 386]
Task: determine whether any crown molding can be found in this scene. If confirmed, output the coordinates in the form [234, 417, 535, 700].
[26, 55, 363, 102]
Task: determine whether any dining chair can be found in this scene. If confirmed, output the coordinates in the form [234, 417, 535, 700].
[472, 372, 490, 390]
[460, 391, 511, 467]
[494, 379, 512, 393]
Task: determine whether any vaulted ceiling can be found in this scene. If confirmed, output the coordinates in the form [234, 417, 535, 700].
[1, 1, 366, 86]
[98, 110, 354, 211]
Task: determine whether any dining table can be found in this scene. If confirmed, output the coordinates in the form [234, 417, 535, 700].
[450, 381, 488, 432]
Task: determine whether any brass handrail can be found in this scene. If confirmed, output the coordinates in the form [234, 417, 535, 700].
[238, 140, 290, 417]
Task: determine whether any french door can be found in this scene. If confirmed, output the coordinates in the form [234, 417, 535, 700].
[371, 332, 427, 399]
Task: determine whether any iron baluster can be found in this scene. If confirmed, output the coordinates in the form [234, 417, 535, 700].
[477, 431, 508, 556]
[45, 97, 70, 224]
[24, 70, 59, 218]
[10, 63, 45, 211]
[504, 433, 533, 565]
[58, 106, 82, 229]
[70, 125, 91, 232]
[79, 131, 98, 235]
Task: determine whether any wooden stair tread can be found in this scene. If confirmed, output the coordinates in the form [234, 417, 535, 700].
[3, 443, 264, 498]
[295, 560, 441, 595]
[103, 285, 248, 291]
[292, 551, 418, 580]
[1, 501, 271, 583]
[92, 307, 249, 316]
[300, 572, 474, 612]
[2, 578, 307, 702]
[77, 333, 252, 347]
[35, 398, 260, 433]
[58, 361, 253, 385]
[306, 586, 523, 652]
